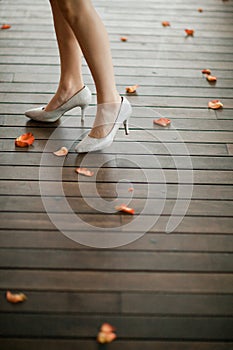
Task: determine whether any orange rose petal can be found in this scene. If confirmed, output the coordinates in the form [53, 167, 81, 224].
[1, 24, 11, 30]
[115, 204, 135, 215]
[75, 167, 94, 177]
[198, 8, 203, 12]
[206, 75, 217, 82]
[15, 132, 35, 147]
[162, 21, 170, 27]
[202, 69, 211, 75]
[6, 291, 27, 304]
[97, 323, 117, 344]
[128, 187, 134, 192]
[100, 323, 116, 333]
[208, 99, 223, 110]
[126, 84, 139, 93]
[185, 29, 194, 36]
[97, 331, 117, 344]
[120, 36, 128, 42]
[153, 118, 171, 127]
[53, 146, 68, 156]
[105, 332, 117, 343]
[97, 332, 108, 344]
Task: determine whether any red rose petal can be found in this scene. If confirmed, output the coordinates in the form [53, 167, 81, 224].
[185, 29, 194, 36]
[1, 24, 11, 30]
[15, 132, 35, 147]
[153, 118, 171, 127]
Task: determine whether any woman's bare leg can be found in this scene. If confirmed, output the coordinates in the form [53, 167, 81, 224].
[46, 0, 84, 111]
[56, 0, 121, 138]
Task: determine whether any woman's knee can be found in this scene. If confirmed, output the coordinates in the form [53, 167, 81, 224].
[57, 0, 92, 24]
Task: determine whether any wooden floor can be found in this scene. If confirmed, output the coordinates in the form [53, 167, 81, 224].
[0, 0, 233, 349]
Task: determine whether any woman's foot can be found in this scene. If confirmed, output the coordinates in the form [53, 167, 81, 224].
[75, 96, 132, 153]
[45, 83, 85, 111]
[25, 86, 92, 122]
[88, 95, 122, 139]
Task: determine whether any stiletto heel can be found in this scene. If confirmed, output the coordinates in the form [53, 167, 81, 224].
[75, 96, 132, 153]
[123, 119, 129, 135]
[81, 105, 88, 122]
[25, 86, 92, 123]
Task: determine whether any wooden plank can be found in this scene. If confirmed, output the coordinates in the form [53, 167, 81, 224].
[1, 181, 232, 199]
[0, 166, 232, 184]
[1, 152, 233, 170]
[0, 339, 232, 350]
[122, 293, 233, 315]
[1, 64, 232, 79]
[0, 270, 233, 293]
[1, 82, 233, 98]
[0, 291, 120, 313]
[0, 314, 232, 340]
[0, 213, 232, 233]
[0, 249, 232, 272]
[1, 196, 233, 217]
[1, 127, 233, 143]
[2, 43, 233, 55]
[1, 74, 231, 88]
[1, 55, 233, 70]
[1, 117, 233, 132]
[1, 47, 233, 62]
[1, 92, 233, 109]
[0, 231, 232, 253]
[0, 139, 229, 155]
[0, 107, 219, 120]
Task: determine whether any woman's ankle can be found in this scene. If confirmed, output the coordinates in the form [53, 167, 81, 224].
[45, 83, 84, 111]
[88, 99, 122, 139]
[96, 90, 121, 105]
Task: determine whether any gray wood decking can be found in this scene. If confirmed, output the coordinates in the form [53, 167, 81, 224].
[0, 0, 233, 349]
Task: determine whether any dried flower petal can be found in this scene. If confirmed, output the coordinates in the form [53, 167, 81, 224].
[1, 24, 11, 30]
[15, 132, 35, 147]
[6, 291, 27, 303]
[208, 99, 223, 109]
[75, 167, 94, 177]
[198, 8, 203, 12]
[126, 84, 139, 93]
[162, 21, 170, 27]
[97, 332, 107, 344]
[97, 331, 117, 344]
[101, 323, 116, 333]
[97, 323, 117, 344]
[120, 36, 128, 42]
[153, 118, 171, 127]
[53, 146, 68, 156]
[115, 204, 135, 215]
[206, 75, 217, 82]
[128, 187, 134, 192]
[202, 69, 211, 75]
[185, 29, 194, 36]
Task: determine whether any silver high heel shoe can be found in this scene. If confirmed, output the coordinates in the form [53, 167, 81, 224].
[24, 86, 92, 122]
[75, 96, 132, 153]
